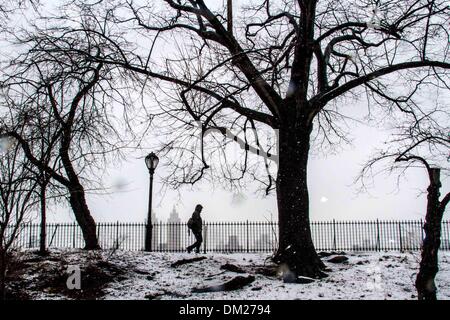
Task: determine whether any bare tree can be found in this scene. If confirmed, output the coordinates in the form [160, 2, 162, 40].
[37, 171, 51, 254]
[26, 125, 61, 255]
[0, 24, 137, 249]
[403, 152, 449, 300]
[360, 90, 449, 299]
[362, 138, 449, 300]
[0, 140, 38, 299]
[51, 0, 450, 277]
[0, 1, 39, 31]
[2, 91, 65, 255]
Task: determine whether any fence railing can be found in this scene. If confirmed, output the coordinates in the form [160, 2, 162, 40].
[10, 220, 450, 253]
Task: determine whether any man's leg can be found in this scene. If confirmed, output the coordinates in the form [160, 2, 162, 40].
[194, 231, 203, 253]
[186, 233, 195, 253]
[187, 230, 200, 253]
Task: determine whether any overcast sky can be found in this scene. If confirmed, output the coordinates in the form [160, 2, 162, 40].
[3, 0, 448, 224]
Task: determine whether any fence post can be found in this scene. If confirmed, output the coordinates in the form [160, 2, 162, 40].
[28, 223, 33, 248]
[445, 221, 449, 250]
[333, 219, 336, 251]
[203, 223, 208, 254]
[420, 219, 424, 243]
[72, 222, 76, 248]
[159, 221, 162, 252]
[116, 220, 119, 249]
[48, 224, 59, 248]
[246, 220, 249, 253]
[398, 222, 403, 252]
[376, 219, 380, 251]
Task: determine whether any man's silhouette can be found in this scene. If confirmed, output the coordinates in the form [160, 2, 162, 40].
[186, 204, 203, 253]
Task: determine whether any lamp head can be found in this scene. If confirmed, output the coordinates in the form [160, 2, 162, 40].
[145, 152, 159, 173]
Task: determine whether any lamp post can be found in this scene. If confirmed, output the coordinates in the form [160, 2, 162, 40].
[144, 152, 159, 251]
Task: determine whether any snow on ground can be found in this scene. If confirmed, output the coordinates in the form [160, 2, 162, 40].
[10, 249, 450, 300]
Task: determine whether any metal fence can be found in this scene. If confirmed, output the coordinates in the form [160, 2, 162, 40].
[11, 220, 450, 253]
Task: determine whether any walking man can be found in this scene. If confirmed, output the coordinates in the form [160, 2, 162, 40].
[186, 204, 203, 253]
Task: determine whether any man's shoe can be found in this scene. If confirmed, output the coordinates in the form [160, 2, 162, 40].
[186, 246, 192, 253]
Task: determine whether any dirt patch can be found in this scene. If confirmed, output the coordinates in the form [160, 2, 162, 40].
[5, 251, 127, 300]
[34, 260, 124, 299]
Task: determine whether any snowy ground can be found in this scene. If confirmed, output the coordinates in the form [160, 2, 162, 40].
[7, 249, 450, 300]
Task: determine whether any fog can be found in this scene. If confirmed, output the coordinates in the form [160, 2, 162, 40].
[3, 0, 448, 225]
[48, 120, 448, 224]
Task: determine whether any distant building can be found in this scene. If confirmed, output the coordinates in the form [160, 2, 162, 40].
[150, 210, 159, 250]
[255, 233, 276, 251]
[403, 230, 422, 250]
[224, 235, 242, 252]
[166, 206, 182, 251]
[212, 224, 228, 251]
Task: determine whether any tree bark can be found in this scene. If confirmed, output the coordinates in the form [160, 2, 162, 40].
[60, 138, 100, 250]
[273, 124, 327, 278]
[0, 250, 6, 300]
[68, 183, 100, 250]
[415, 168, 445, 300]
[39, 182, 47, 255]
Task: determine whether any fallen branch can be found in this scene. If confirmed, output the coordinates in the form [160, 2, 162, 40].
[192, 275, 255, 293]
[220, 263, 246, 273]
[170, 256, 207, 268]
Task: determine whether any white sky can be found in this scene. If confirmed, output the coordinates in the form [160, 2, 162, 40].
[4, 0, 449, 224]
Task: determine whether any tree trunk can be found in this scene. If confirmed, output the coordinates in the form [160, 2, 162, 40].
[60, 140, 100, 250]
[68, 184, 100, 250]
[416, 168, 445, 300]
[273, 125, 327, 279]
[39, 183, 47, 255]
[0, 250, 6, 300]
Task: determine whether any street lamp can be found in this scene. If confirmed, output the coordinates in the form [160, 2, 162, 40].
[144, 152, 159, 251]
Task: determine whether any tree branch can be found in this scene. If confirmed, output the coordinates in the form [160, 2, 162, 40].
[313, 60, 450, 106]
[0, 130, 70, 186]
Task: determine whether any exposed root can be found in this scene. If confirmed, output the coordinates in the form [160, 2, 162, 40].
[273, 248, 328, 279]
